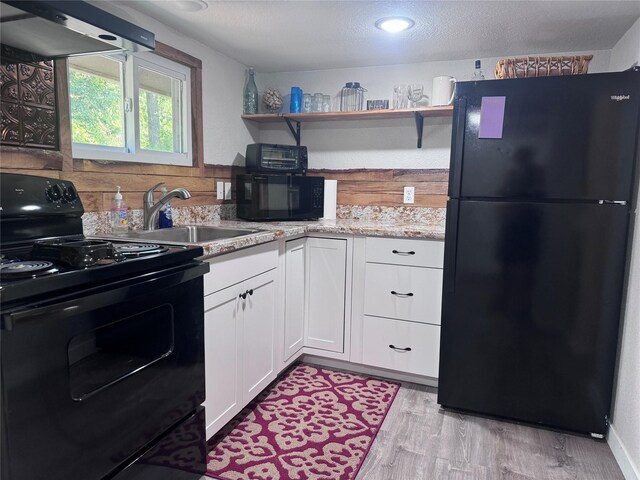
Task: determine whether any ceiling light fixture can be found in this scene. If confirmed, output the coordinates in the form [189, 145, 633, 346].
[375, 17, 415, 33]
[170, 0, 209, 12]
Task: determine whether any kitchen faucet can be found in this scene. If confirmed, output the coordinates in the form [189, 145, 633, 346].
[143, 182, 191, 230]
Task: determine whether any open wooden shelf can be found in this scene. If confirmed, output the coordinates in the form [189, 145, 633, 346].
[241, 106, 454, 148]
[241, 106, 453, 123]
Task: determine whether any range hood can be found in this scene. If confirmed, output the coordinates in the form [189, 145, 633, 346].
[0, 1, 155, 60]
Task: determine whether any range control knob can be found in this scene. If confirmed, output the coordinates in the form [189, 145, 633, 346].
[46, 184, 63, 202]
[62, 185, 78, 202]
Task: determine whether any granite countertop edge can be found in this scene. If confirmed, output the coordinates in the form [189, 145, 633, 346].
[195, 220, 445, 258]
[93, 219, 445, 259]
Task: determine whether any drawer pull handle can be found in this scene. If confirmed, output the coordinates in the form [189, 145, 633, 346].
[389, 345, 412, 352]
[391, 291, 414, 297]
[392, 249, 415, 255]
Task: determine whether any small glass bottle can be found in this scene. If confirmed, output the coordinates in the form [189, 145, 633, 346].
[472, 60, 485, 81]
[243, 67, 258, 114]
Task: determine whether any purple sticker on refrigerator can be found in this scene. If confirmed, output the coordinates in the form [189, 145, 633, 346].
[478, 96, 506, 139]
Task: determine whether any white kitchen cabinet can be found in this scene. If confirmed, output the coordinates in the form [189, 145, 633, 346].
[284, 238, 306, 360]
[362, 315, 441, 377]
[203, 242, 278, 439]
[364, 263, 443, 324]
[305, 237, 347, 353]
[204, 283, 243, 439]
[351, 236, 444, 380]
[365, 236, 445, 268]
[242, 269, 277, 401]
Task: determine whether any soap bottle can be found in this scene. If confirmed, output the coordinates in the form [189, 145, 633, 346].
[111, 186, 129, 233]
[158, 186, 173, 229]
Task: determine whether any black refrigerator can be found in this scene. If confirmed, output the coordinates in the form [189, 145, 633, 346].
[438, 68, 640, 437]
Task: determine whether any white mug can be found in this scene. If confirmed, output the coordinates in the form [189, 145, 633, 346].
[431, 76, 456, 106]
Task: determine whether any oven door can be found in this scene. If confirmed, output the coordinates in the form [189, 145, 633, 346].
[0, 262, 208, 480]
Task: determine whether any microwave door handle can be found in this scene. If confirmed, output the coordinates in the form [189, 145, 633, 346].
[1, 263, 208, 331]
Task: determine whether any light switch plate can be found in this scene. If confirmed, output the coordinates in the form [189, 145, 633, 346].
[224, 182, 232, 200]
[216, 181, 224, 200]
[403, 186, 415, 204]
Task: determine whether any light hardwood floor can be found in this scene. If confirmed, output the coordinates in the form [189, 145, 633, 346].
[356, 382, 624, 480]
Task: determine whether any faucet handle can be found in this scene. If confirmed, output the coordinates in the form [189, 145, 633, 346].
[144, 182, 165, 205]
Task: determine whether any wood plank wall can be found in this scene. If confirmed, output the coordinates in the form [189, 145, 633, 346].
[310, 168, 449, 208]
[0, 159, 449, 211]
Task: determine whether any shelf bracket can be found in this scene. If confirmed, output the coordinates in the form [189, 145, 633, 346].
[415, 112, 424, 148]
[284, 118, 301, 146]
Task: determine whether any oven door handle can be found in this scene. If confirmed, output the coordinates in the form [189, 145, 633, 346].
[2, 263, 208, 331]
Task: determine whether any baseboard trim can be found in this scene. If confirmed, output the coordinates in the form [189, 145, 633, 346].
[608, 424, 640, 480]
[300, 354, 439, 387]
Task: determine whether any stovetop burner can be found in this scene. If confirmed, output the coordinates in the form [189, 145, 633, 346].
[0, 260, 59, 279]
[32, 239, 126, 268]
[115, 243, 169, 257]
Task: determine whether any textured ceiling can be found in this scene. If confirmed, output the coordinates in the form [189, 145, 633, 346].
[119, 1, 640, 72]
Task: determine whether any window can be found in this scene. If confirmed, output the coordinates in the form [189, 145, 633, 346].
[69, 52, 192, 165]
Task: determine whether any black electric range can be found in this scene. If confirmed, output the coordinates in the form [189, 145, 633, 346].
[0, 235, 204, 306]
[0, 173, 208, 480]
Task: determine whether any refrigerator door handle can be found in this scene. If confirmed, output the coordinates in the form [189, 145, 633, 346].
[448, 98, 467, 198]
[443, 200, 459, 293]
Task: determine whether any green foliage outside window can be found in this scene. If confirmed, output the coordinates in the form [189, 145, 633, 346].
[70, 70, 177, 152]
[139, 89, 175, 152]
[69, 68, 123, 147]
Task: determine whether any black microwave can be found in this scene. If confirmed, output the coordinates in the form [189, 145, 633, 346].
[236, 174, 324, 221]
[245, 143, 308, 174]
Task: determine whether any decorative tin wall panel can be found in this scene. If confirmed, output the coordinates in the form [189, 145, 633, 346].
[0, 59, 58, 149]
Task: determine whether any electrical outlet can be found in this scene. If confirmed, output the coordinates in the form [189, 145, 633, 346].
[216, 181, 224, 200]
[224, 182, 232, 200]
[403, 186, 415, 204]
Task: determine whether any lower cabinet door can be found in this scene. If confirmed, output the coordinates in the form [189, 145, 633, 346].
[362, 315, 440, 378]
[305, 237, 347, 353]
[242, 269, 277, 403]
[284, 238, 306, 360]
[204, 284, 242, 439]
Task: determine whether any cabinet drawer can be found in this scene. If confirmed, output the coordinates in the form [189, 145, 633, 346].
[362, 316, 440, 378]
[205, 242, 278, 296]
[364, 263, 442, 324]
[366, 237, 444, 268]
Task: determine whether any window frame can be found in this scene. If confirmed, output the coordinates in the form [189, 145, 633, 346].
[70, 50, 193, 166]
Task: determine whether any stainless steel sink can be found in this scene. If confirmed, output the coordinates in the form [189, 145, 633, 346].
[119, 225, 263, 244]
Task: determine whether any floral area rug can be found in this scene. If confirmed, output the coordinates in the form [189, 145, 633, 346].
[206, 363, 400, 480]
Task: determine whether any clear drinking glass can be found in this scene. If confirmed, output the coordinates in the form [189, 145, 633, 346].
[393, 84, 408, 109]
[312, 93, 323, 112]
[322, 95, 331, 112]
[408, 83, 424, 108]
[302, 93, 312, 113]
